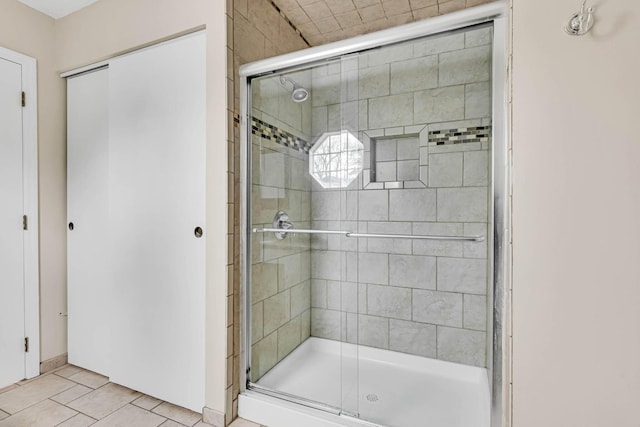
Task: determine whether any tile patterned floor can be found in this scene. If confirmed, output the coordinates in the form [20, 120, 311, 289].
[0, 365, 263, 427]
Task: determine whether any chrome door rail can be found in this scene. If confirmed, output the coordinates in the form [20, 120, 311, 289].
[248, 382, 342, 415]
[252, 227, 485, 242]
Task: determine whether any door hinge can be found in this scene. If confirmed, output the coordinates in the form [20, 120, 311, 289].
[23, 215, 28, 230]
[21, 91, 25, 107]
[24, 337, 29, 352]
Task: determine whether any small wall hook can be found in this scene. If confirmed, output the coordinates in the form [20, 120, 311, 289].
[566, 0, 595, 36]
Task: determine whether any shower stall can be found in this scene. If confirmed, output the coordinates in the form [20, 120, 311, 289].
[239, 3, 508, 427]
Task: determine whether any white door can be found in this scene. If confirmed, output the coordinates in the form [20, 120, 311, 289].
[67, 68, 110, 376]
[107, 32, 206, 412]
[0, 57, 26, 388]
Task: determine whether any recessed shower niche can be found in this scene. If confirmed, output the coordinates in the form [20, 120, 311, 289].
[240, 9, 507, 427]
[363, 127, 429, 189]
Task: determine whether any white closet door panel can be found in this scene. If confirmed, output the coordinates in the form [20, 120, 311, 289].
[66, 68, 110, 376]
[108, 32, 206, 412]
[0, 57, 25, 387]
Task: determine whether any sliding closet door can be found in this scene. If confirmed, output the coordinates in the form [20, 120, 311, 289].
[107, 32, 206, 411]
[67, 68, 110, 376]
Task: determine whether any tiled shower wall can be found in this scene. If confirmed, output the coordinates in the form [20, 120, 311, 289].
[249, 73, 314, 381]
[309, 26, 493, 367]
[229, 1, 496, 423]
[227, 0, 309, 423]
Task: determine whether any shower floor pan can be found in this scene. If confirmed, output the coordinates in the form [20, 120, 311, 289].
[240, 337, 490, 427]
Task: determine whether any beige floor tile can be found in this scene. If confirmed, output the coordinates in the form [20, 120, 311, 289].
[68, 370, 110, 389]
[51, 384, 94, 405]
[132, 395, 163, 411]
[0, 385, 18, 395]
[0, 410, 7, 421]
[0, 399, 76, 427]
[152, 402, 201, 426]
[55, 365, 85, 379]
[67, 383, 141, 419]
[17, 371, 56, 385]
[194, 422, 214, 427]
[92, 404, 166, 427]
[229, 419, 263, 427]
[159, 420, 184, 427]
[57, 413, 97, 427]
[0, 374, 76, 414]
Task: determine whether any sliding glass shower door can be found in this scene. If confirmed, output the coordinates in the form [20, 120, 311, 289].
[245, 22, 495, 427]
[247, 55, 362, 417]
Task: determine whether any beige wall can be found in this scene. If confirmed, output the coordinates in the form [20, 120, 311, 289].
[511, 1, 640, 426]
[0, 0, 67, 363]
[0, 0, 229, 415]
[54, 0, 229, 414]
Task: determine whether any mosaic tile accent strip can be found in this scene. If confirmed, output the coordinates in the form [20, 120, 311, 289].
[234, 114, 311, 153]
[428, 126, 492, 146]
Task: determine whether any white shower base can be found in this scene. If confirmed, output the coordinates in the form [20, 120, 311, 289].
[239, 337, 490, 427]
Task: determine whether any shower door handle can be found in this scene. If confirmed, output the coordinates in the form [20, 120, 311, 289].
[252, 227, 484, 242]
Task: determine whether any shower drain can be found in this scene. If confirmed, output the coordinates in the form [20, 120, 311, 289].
[366, 393, 379, 402]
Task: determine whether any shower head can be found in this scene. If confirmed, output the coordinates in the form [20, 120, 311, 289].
[279, 75, 309, 103]
[291, 83, 309, 103]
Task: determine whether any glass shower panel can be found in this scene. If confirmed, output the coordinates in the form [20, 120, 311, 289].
[248, 68, 313, 385]
[248, 58, 361, 416]
[246, 23, 494, 427]
[346, 25, 494, 427]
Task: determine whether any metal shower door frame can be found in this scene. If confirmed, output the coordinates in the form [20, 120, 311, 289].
[239, 3, 510, 426]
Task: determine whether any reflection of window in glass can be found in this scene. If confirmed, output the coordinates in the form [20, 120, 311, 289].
[309, 131, 363, 189]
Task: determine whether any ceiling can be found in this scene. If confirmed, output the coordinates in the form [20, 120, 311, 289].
[16, 0, 491, 40]
[272, 0, 493, 46]
[18, 0, 100, 19]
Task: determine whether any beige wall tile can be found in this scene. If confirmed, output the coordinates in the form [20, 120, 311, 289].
[273, 0, 301, 11]
[335, 10, 364, 28]
[465, 0, 492, 7]
[315, 15, 341, 33]
[412, 5, 438, 19]
[354, 0, 381, 8]
[285, 7, 311, 25]
[302, 2, 333, 21]
[325, 0, 357, 14]
[438, 0, 465, 14]
[410, 0, 437, 8]
[358, 4, 386, 22]
[382, 0, 411, 16]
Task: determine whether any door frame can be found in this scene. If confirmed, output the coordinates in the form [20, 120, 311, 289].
[0, 46, 40, 379]
[239, 2, 509, 426]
